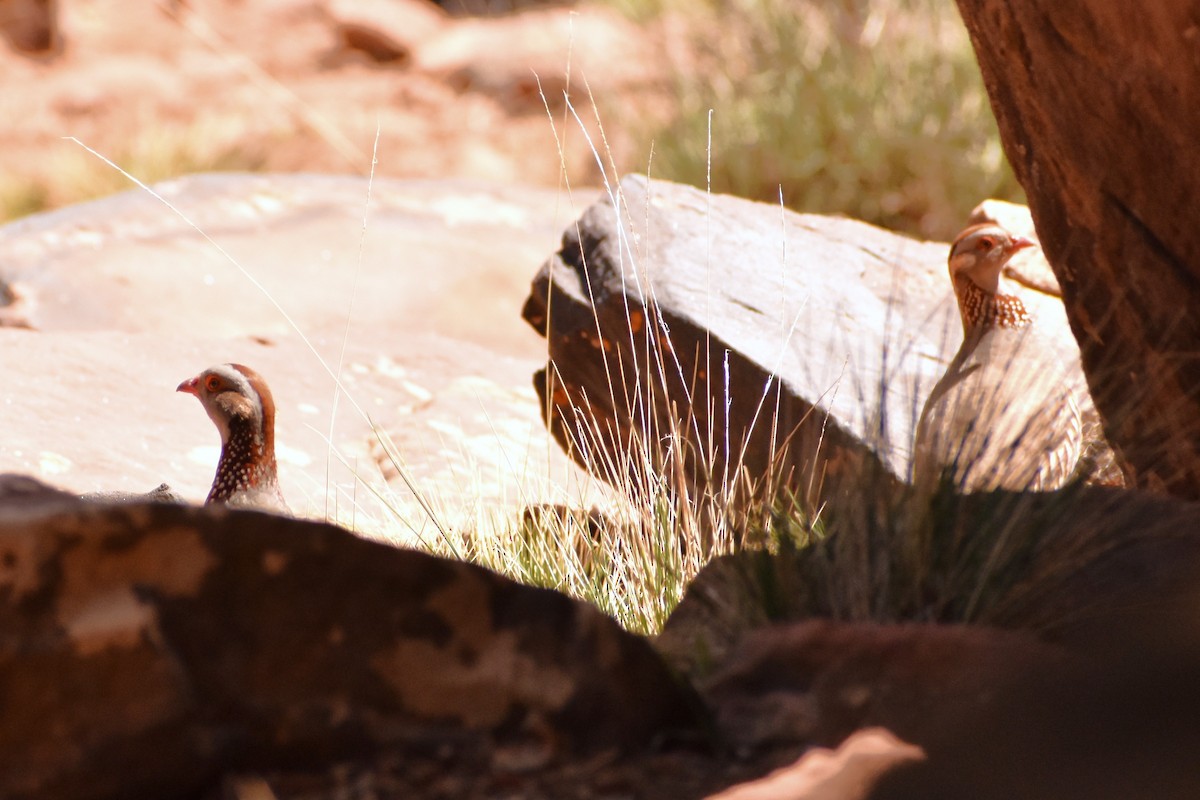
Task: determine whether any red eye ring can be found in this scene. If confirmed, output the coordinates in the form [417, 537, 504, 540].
[205, 376, 222, 392]
[978, 237, 995, 250]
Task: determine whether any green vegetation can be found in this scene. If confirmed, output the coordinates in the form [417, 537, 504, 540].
[609, 0, 1024, 240]
[369, 417, 785, 636]
[0, 179, 49, 223]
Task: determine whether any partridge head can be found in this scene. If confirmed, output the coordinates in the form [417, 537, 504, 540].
[947, 224, 1036, 333]
[177, 363, 290, 513]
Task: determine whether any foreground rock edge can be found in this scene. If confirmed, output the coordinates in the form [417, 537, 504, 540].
[0, 475, 702, 800]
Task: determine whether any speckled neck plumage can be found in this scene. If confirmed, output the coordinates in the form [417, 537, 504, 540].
[207, 419, 279, 504]
[955, 277, 1032, 331]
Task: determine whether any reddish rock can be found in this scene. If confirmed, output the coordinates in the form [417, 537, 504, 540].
[412, 5, 653, 112]
[0, 0, 624, 205]
[0, 476, 702, 800]
[0, 0, 58, 55]
[326, 0, 448, 65]
[956, 0, 1200, 498]
[700, 620, 1072, 750]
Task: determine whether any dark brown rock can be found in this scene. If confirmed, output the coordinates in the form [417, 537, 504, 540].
[0, 0, 58, 55]
[655, 475, 1200, 798]
[870, 572, 1200, 800]
[0, 475, 701, 800]
[700, 620, 1072, 750]
[955, 1, 1200, 499]
[325, 0, 446, 65]
[337, 23, 410, 64]
[694, 538, 1200, 799]
[656, 483, 1200, 684]
[426, 0, 567, 15]
[693, 599, 1200, 800]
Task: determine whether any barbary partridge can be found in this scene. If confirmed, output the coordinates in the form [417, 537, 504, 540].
[177, 363, 291, 513]
[912, 224, 1083, 492]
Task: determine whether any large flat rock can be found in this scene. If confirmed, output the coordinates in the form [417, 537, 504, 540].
[0, 174, 608, 535]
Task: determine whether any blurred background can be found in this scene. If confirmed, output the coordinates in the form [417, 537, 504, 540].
[0, 0, 1022, 239]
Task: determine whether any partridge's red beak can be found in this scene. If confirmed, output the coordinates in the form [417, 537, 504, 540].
[1010, 236, 1036, 253]
[177, 376, 200, 396]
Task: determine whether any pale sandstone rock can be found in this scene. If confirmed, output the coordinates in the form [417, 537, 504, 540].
[0, 174, 608, 535]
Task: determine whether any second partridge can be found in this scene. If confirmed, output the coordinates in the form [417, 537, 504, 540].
[912, 224, 1083, 492]
[178, 363, 291, 513]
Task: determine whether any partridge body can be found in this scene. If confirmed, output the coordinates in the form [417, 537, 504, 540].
[913, 224, 1083, 492]
[178, 363, 290, 513]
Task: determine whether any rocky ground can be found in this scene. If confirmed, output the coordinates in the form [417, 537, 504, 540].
[0, 0, 657, 217]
